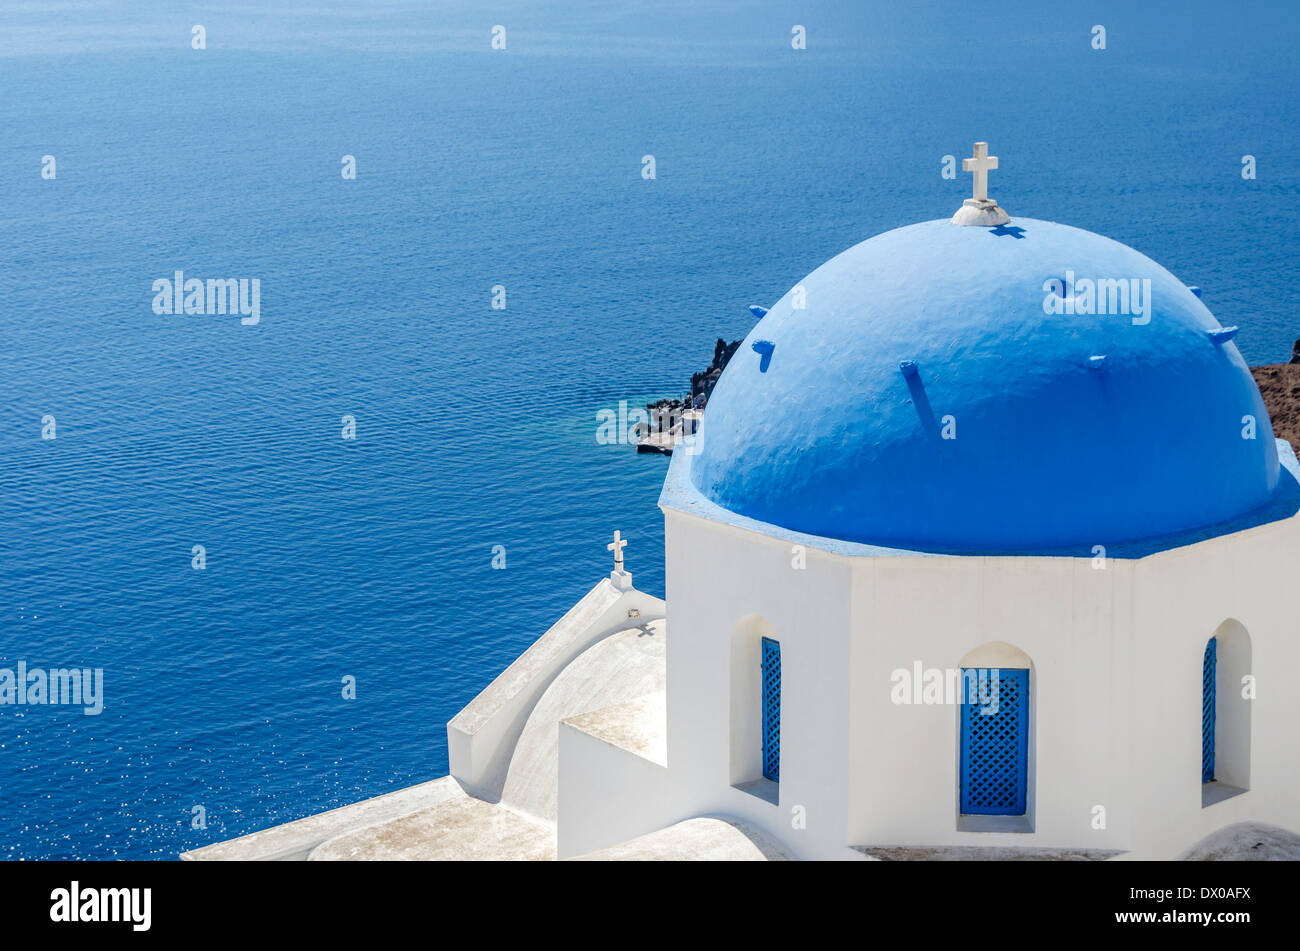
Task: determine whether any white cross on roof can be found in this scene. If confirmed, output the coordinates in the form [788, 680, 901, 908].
[607, 530, 627, 571]
[962, 142, 999, 202]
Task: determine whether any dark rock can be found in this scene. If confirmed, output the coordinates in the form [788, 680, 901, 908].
[1291, 338, 1300, 364]
[1250, 362, 1300, 448]
[713, 337, 742, 373]
[687, 339, 743, 401]
[645, 336, 744, 430]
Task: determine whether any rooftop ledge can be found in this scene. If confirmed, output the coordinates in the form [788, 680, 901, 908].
[659, 436, 1300, 561]
[562, 692, 667, 767]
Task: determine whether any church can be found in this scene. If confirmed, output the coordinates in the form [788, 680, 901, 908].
[187, 144, 1300, 861]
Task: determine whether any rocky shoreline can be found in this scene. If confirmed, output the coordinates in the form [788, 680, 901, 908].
[1250, 338, 1300, 448]
[637, 338, 743, 453]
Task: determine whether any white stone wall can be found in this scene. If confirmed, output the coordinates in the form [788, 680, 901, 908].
[556, 722, 673, 859]
[1126, 518, 1299, 858]
[851, 552, 1131, 852]
[662, 512, 860, 860]
[654, 500, 1300, 860]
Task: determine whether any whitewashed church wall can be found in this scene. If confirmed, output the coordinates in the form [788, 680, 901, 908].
[661, 501, 1300, 859]
[847, 553, 1134, 852]
[556, 722, 675, 859]
[1128, 513, 1300, 858]
[663, 510, 863, 859]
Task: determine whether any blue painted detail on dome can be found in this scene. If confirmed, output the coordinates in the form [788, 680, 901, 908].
[1188, 286, 1203, 299]
[1208, 326, 1240, 344]
[751, 339, 775, 372]
[692, 218, 1283, 553]
[749, 305, 769, 319]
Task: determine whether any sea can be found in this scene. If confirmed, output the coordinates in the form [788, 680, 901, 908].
[1, 0, 1298, 858]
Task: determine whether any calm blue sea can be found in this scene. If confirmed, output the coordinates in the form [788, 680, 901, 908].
[1, 1, 1298, 859]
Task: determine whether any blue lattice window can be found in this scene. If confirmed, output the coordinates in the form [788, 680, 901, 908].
[1203, 638, 1216, 783]
[761, 637, 781, 782]
[959, 668, 1029, 816]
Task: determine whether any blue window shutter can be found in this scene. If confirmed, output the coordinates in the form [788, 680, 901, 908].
[959, 668, 1029, 815]
[761, 637, 781, 782]
[1202, 638, 1216, 783]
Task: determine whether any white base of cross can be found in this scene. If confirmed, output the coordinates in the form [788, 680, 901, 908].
[951, 198, 1010, 227]
[610, 569, 634, 591]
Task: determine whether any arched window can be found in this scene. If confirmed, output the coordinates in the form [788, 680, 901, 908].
[957, 642, 1034, 831]
[1202, 638, 1216, 783]
[960, 668, 1028, 815]
[761, 637, 781, 782]
[1202, 622, 1251, 807]
[729, 616, 779, 803]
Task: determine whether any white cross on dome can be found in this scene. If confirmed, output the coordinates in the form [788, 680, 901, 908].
[951, 140, 1011, 227]
[963, 142, 998, 201]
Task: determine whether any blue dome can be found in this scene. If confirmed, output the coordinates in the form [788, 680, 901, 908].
[691, 218, 1282, 553]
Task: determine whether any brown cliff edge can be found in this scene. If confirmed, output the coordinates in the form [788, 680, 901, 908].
[1251, 341, 1300, 447]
